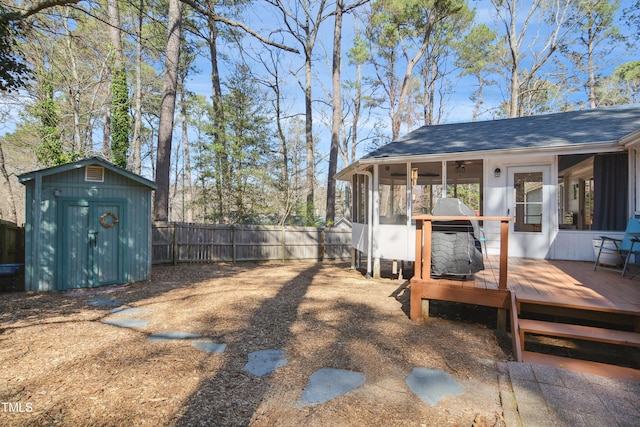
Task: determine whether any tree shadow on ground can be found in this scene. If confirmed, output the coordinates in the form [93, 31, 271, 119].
[174, 263, 322, 426]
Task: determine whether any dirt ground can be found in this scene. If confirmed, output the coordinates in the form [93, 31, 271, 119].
[0, 261, 513, 426]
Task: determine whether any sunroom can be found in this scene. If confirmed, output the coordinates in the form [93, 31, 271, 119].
[338, 106, 640, 278]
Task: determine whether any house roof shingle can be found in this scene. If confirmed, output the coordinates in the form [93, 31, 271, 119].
[362, 105, 640, 160]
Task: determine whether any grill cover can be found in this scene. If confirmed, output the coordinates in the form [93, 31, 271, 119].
[430, 198, 484, 277]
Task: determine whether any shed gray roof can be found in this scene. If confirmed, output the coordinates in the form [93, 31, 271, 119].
[18, 156, 157, 189]
[362, 105, 640, 160]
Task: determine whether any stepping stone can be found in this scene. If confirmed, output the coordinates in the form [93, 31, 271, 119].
[243, 349, 287, 376]
[298, 368, 365, 405]
[89, 298, 122, 306]
[67, 285, 122, 297]
[192, 341, 227, 353]
[111, 307, 151, 315]
[406, 367, 463, 406]
[103, 318, 149, 328]
[147, 331, 202, 341]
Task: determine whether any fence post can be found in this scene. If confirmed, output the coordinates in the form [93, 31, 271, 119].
[232, 225, 236, 263]
[172, 223, 178, 265]
[319, 227, 325, 261]
[0, 222, 7, 264]
[281, 227, 286, 263]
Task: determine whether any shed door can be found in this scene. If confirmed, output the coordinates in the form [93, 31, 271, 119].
[60, 201, 124, 289]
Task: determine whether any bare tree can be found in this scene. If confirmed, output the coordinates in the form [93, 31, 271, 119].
[129, 0, 144, 174]
[179, 0, 298, 223]
[266, 0, 330, 225]
[253, 48, 298, 224]
[0, 141, 17, 222]
[153, 0, 182, 222]
[565, 0, 624, 108]
[326, 0, 344, 227]
[326, 0, 369, 226]
[366, 0, 466, 140]
[491, 0, 579, 117]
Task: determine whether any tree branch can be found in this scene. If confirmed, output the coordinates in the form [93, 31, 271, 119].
[179, 0, 299, 54]
[1, 0, 81, 22]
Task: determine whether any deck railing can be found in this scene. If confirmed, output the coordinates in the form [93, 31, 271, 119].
[412, 215, 511, 289]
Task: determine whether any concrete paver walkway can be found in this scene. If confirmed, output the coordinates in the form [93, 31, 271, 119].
[499, 362, 640, 426]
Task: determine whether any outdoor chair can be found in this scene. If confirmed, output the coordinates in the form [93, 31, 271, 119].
[593, 218, 640, 277]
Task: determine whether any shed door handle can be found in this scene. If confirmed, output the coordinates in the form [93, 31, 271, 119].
[89, 231, 99, 247]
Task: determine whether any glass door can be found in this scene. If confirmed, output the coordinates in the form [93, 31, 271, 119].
[507, 166, 552, 258]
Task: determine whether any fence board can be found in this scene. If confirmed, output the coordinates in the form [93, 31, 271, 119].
[0, 220, 25, 264]
[152, 223, 352, 264]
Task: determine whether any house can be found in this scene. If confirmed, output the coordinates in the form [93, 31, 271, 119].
[336, 105, 640, 278]
[18, 157, 157, 291]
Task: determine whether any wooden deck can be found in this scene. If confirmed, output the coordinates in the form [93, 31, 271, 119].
[475, 256, 639, 314]
[409, 215, 640, 381]
[410, 256, 640, 318]
[410, 257, 640, 381]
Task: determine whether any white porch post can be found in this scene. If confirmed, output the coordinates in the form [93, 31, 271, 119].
[633, 148, 639, 216]
[372, 164, 380, 278]
[441, 160, 447, 197]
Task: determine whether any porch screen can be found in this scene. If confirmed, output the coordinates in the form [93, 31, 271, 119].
[379, 182, 407, 224]
[592, 153, 627, 231]
[353, 174, 369, 224]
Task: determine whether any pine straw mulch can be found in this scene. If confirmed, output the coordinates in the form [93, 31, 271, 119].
[0, 261, 512, 426]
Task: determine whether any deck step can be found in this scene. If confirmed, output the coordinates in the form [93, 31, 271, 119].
[518, 318, 640, 347]
[515, 292, 639, 316]
[522, 351, 640, 383]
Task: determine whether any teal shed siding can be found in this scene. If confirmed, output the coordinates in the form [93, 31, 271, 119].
[20, 158, 156, 292]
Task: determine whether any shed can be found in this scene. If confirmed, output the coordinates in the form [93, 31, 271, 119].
[18, 157, 157, 291]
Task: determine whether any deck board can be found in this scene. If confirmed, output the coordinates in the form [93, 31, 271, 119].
[411, 256, 640, 316]
[505, 258, 640, 314]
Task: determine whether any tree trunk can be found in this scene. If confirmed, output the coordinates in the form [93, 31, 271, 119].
[62, 13, 83, 151]
[130, 0, 143, 174]
[304, 38, 315, 224]
[472, 77, 484, 122]
[587, 26, 596, 108]
[326, 0, 343, 227]
[179, 80, 193, 222]
[153, 0, 182, 222]
[0, 142, 17, 222]
[507, 1, 519, 118]
[208, 13, 228, 223]
[107, 0, 124, 69]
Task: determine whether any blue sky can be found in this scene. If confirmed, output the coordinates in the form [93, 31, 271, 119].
[2, 0, 637, 182]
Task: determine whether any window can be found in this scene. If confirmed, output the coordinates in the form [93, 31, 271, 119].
[514, 172, 543, 232]
[558, 153, 628, 231]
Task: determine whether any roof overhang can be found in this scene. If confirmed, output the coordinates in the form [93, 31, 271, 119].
[18, 156, 158, 189]
[336, 141, 623, 181]
[620, 129, 640, 148]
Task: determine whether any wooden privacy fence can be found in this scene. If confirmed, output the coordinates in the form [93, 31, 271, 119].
[0, 220, 24, 264]
[152, 222, 352, 264]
